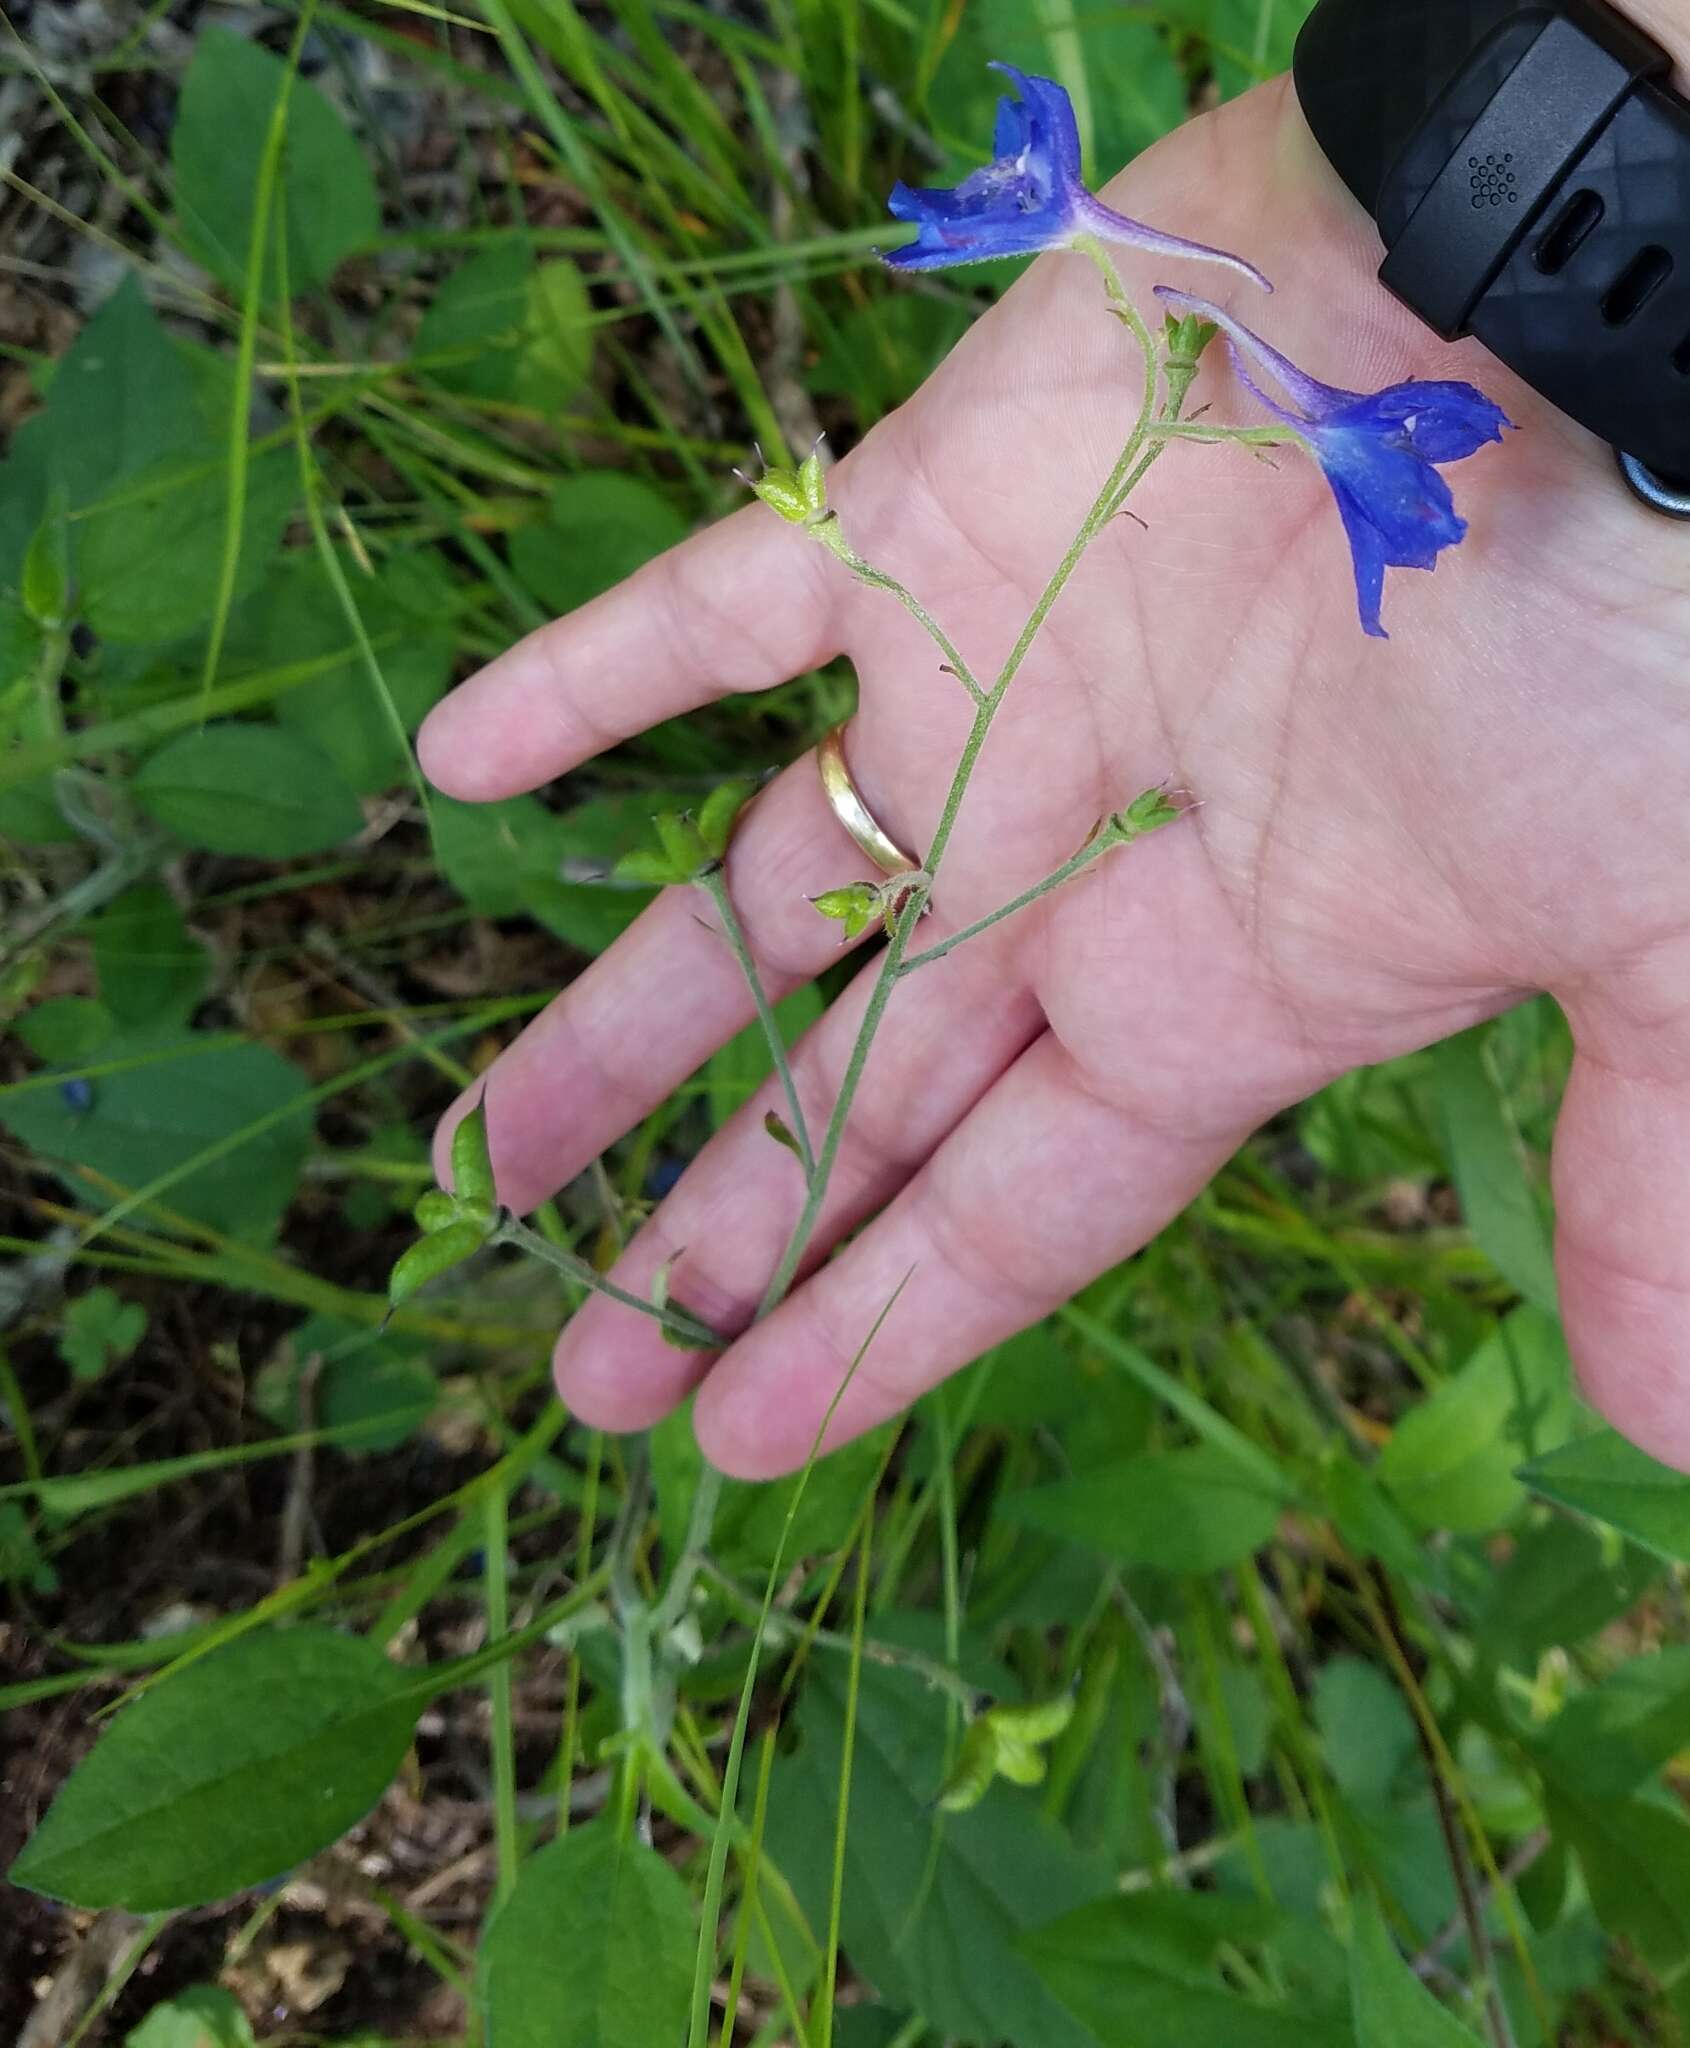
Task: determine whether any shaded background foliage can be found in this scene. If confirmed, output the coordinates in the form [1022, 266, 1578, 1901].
[4, 1, 1690, 2044]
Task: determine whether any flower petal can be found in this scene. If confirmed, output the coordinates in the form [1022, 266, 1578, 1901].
[1327, 477, 1393, 638]
[1337, 381, 1515, 463]
[987, 64, 1084, 189]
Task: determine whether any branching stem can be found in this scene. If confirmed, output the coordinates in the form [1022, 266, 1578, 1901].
[696, 865, 815, 1178]
[493, 1215, 722, 1350]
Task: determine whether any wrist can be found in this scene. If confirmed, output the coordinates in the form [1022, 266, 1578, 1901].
[1621, 0, 1690, 72]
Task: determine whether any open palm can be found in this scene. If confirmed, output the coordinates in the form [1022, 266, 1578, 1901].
[419, 52, 1690, 1479]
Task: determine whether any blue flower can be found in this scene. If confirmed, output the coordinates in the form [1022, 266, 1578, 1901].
[885, 67, 1270, 291]
[1157, 289, 1513, 638]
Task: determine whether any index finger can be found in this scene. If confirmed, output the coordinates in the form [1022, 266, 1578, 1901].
[417, 500, 844, 802]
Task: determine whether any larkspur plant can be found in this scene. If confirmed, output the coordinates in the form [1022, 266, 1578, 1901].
[10, 27, 1589, 2048]
[384, 59, 1515, 1871]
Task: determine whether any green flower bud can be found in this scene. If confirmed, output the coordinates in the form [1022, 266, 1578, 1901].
[450, 1099, 497, 1213]
[992, 1736, 1047, 1788]
[746, 466, 811, 522]
[935, 1718, 1001, 1814]
[797, 448, 827, 519]
[656, 810, 709, 878]
[388, 1218, 490, 1308]
[697, 779, 756, 860]
[614, 846, 687, 887]
[764, 1110, 803, 1159]
[742, 444, 830, 527]
[414, 1189, 458, 1233]
[810, 883, 879, 943]
[1109, 786, 1184, 842]
[1163, 312, 1219, 375]
[985, 1691, 1077, 1746]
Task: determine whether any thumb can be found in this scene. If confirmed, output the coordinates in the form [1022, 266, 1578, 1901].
[1554, 970, 1690, 1473]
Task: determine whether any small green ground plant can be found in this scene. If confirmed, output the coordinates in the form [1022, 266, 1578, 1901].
[5, 3, 1690, 2045]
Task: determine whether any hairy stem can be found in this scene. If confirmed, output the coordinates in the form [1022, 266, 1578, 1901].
[494, 1215, 722, 1350]
[696, 864, 815, 1178]
[757, 309, 1171, 1319]
[896, 833, 1118, 976]
[821, 542, 987, 705]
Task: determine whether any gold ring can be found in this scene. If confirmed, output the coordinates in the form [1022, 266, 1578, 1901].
[816, 722, 919, 877]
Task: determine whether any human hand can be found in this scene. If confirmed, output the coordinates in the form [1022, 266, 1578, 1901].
[419, 15, 1690, 1479]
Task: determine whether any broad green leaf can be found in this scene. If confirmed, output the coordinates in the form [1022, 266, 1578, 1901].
[0, 1027, 311, 1239]
[0, 413, 51, 597]
[59, 1286, 147, 1382]
[764, 1649, 1110, 2047]
[1518, 1429, 1690, 1564]
[17, 996, 114, 1062]
[171, 29, 378, 294]
[254, 1315, 438, 1457]
[520, 257, 595, 406]
[0, 593, 70, 843]
[1469, 1517, 1662, 1669]
[134, 725, 362, 857]
[999, 1442, 1284, 1573]
[1349, 1894, 1483, 2047]
[431, 793, 654, 955]
[1020, 1891, 1352, 2048]
[1539, 1646, 1690, 1796]
[235, 552, 452, 792]
[1431, 1026, 1557, 1312]
[509, 472, 689, 618]
[833, 2011, 912, 2048]
[414, 241, 594, 406]
[1379, 1304, 1572, 1533]
[41, 276, 200, 510]
[77, 448, 296, 645]
[413, 239, 532, 399]
[1541, 1781, 1690, 1971]
[1313, 1659, 1417, 1807]
[90, 886, 209, 1028]
[477, 1817, 694, 2047]
[127, 1986, 256, 2048]
[10, 1628, 422, 1909]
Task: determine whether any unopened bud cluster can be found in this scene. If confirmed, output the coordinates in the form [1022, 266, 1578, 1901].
[811, 870, 930, 945]
[936, 1690, 1077, 1813]
[388, 1100, 500, 1310]
[614, 779, 756, 888]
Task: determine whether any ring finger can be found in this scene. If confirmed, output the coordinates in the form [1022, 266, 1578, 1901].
[433, 744, 914, 1216]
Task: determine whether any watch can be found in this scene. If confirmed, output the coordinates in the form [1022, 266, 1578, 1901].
[1292, 0, 1690, 515]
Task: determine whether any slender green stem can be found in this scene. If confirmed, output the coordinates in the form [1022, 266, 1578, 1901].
[817, 1524, 870, 2048]
[694, 1557, 978, 1707]
[493, 1215, 722, 1349]
[896, 834, 1117, 975]
[650, 1441, 725, 1635]
[483, 1487, 519, 1909]
[821, 543, 986, 705]
[1149, 420, 1306, 451]
[697, 865, 815, 1177]
[200, 0, 317, 718]
[759, 321, 1170, 1319]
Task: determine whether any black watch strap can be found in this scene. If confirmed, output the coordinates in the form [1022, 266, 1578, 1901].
[1293, 0, 1690, 500]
